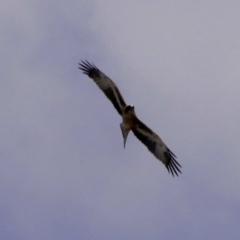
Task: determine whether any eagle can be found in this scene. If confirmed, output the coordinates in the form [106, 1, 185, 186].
[79, 60, 182, 176]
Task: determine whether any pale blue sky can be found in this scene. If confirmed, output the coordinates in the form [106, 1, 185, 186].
[1, 1, 240, 239]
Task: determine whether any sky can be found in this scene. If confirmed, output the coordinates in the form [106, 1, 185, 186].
[1, 1, 240, 239]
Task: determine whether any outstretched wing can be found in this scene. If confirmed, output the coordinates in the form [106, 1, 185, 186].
[79, 60, 126, 115]
[132, 117, 181, 176]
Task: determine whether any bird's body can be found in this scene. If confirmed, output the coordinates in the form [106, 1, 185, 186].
[79, 60, 181, 176]
[122, 105, 136, 128]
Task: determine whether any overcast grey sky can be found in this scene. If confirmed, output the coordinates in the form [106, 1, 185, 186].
[1, 1, 240, 239]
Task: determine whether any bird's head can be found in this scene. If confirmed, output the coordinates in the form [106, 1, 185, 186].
[124, 105, 135, 114]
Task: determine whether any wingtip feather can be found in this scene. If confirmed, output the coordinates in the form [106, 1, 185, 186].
[78, 60, 99, 76]
[165, 149, 182, 177]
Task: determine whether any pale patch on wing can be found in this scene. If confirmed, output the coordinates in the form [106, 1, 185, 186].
[132, 118, 182, 176]
[79, 60, 126, 115]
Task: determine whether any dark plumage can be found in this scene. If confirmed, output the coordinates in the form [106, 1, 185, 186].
[79, 60, 182, 177]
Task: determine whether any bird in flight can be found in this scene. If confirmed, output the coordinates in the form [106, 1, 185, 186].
[79, 60, 181, 176]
